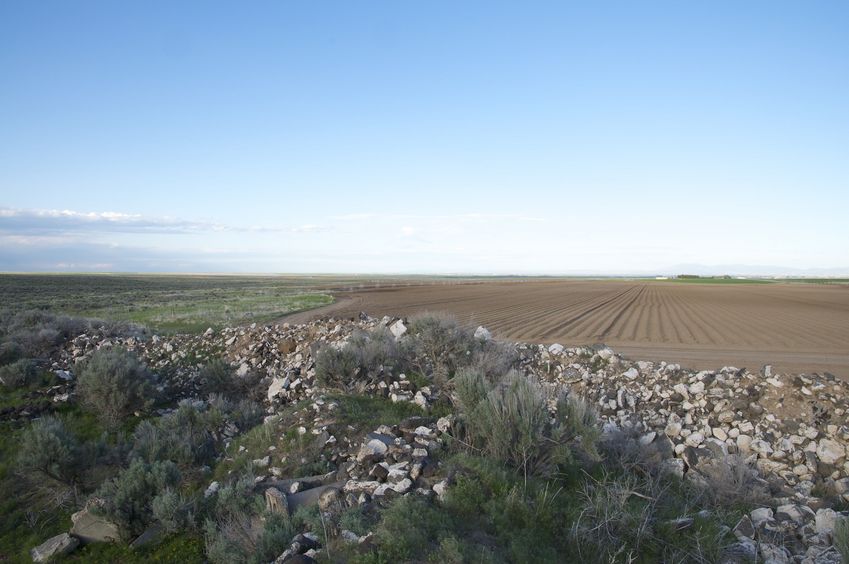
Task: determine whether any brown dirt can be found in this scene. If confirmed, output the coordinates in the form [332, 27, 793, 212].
[283, 280, 849, 376]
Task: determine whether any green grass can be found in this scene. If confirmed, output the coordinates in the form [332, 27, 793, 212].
[0, 273, 340, 333]
[63, 533, 205, 562]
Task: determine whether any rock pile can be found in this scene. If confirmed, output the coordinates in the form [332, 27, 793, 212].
[42, 315, 849, 561]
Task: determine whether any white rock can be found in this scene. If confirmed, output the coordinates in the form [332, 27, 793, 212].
[750, 507, 774, 526]
[816, 439, 846, 465]
[622, 367, 639, 380]
[547, 343, 564, 355]
[474, 326, 492, 341]
[389, 319, 407, 339]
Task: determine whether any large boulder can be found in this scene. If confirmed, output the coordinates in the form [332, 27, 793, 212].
[30, 533, 79, 562]
[70, 506, 120, 544]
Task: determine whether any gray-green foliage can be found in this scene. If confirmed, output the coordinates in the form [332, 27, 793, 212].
[77, 347, 156, 428]
[203, 473, 288, 564]
[95, 458, 181, 539]
[315, 327, 406, 390]
[407, 312, 518, 385]
[453, 369, 599, 479]
[835, 515, 849, 564]
[131, 399, 262, 469]
[16, 415, 80, 484]
[0, 358, 38, 388]
[151, 488, 194, 533]
[408, 312, 477, 383]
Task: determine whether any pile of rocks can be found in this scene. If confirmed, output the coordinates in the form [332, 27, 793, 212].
[340, 416, 451, 504]
[42, 315, 849, 561]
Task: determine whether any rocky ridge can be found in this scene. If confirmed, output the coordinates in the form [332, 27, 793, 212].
[38, 315, 849, 563]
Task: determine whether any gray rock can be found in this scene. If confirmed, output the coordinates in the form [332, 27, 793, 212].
[816, 439, 846, 465]
[70, 506, 120, 544]
[30, 533, 79, 562]
[474, 326, 492, 341]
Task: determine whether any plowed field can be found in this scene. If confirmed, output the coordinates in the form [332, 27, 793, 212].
[286, 280, 849, 376]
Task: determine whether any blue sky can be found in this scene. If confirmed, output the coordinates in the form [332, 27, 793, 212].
[1, 1, 847, 274]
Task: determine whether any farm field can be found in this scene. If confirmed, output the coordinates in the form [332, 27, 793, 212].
[288, 279, 849, 376]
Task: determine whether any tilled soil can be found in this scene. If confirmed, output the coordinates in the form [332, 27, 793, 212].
[284, 280, 849, 376]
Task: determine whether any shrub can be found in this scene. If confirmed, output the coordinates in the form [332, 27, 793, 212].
[95, 458, 181, 539]
[77, 347, 156, 428]
[151, 488, 194, 533]
[197, 359, 235, 397]
[0, 341, 23, 364]
[408, 312, 477, 383]
[203, 473, 287, 564]
[130, 405, 216, 468]
[16, 416, 81, 485]
[315, 327, 407, 390]
[834, 515, 849, 564]
[696, 454, 770, 508]
[0, 358, 39, 388]
[453, 370, 600, 479]
[570, 471, 658, 562]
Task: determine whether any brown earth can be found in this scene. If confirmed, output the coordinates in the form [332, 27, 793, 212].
[283, 280, 849, 376]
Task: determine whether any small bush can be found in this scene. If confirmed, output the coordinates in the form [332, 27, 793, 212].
[77, 347, 156, 429]
[408, 312, 477, 383]
[453, 370, 600, 479]
[697, 454, 770, 508]
[570, 471, 658, 562]
[95, 458, 181, 539]
[130, 405, 216, 468]
[835, 515, 849, 564]
[203, 472, 286, 564]
[0, 341, 23, 364]
[151, 488, 194, 533]
[0, 358, 39, 388]
[315, 327, 407, 390]
[16, 416, 81, 485]
[197, 359, 235, 397]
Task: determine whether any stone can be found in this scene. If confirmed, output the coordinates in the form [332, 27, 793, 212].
[750, 507, 774, 527]
[356, 438, 390, 463]
[814, 508, 838, 536]
[816, 439, 846, 465]
[265, 487, 289, 516]
[474, 326, 492, 340]
[389, 319, 407, 339]
[267, 377, 289, 401]
[70, 506, 121, 544]
[688, 381, 705, 395]
[732, 515, 755, 539]
[204, 481, 220, 498]
[685, 432, 705, 447]
[759, 543, 791, 563]
[665, 419, 682, 438]
[31, 533, 79, 562]
[547, 343, 564, 355]
[317, 487, 343, 512]
[622, 367, 639, 380]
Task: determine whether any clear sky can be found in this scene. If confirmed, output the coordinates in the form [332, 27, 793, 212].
[1, 1, 847, 274]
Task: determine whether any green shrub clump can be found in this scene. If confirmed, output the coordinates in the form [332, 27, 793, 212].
[315, 327, 406, 390]
[453, 368, 600, 479]
[95, 458, 181, 539]
[16, 415, 81, 485]
[77, 347, 156, 428]
[0, 358, 39, 388]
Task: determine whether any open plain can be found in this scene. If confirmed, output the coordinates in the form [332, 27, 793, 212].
[287, 279, 849, 376]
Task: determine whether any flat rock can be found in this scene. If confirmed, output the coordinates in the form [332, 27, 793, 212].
[31, 533, 79, 562]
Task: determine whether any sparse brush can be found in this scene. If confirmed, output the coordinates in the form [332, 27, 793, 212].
[696, 454, 770, 508]
[316, 327, 408, 390]
[835, 515, 849, 564]
[452, 369, 598, 479]
[408, 312, 477, 384]
[0, 358, 39, 388]
[571, 471, 658, 562]
[16, 415, 81, 485]
[77, 347, 157, 429]
[95, 458, 181, 539]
